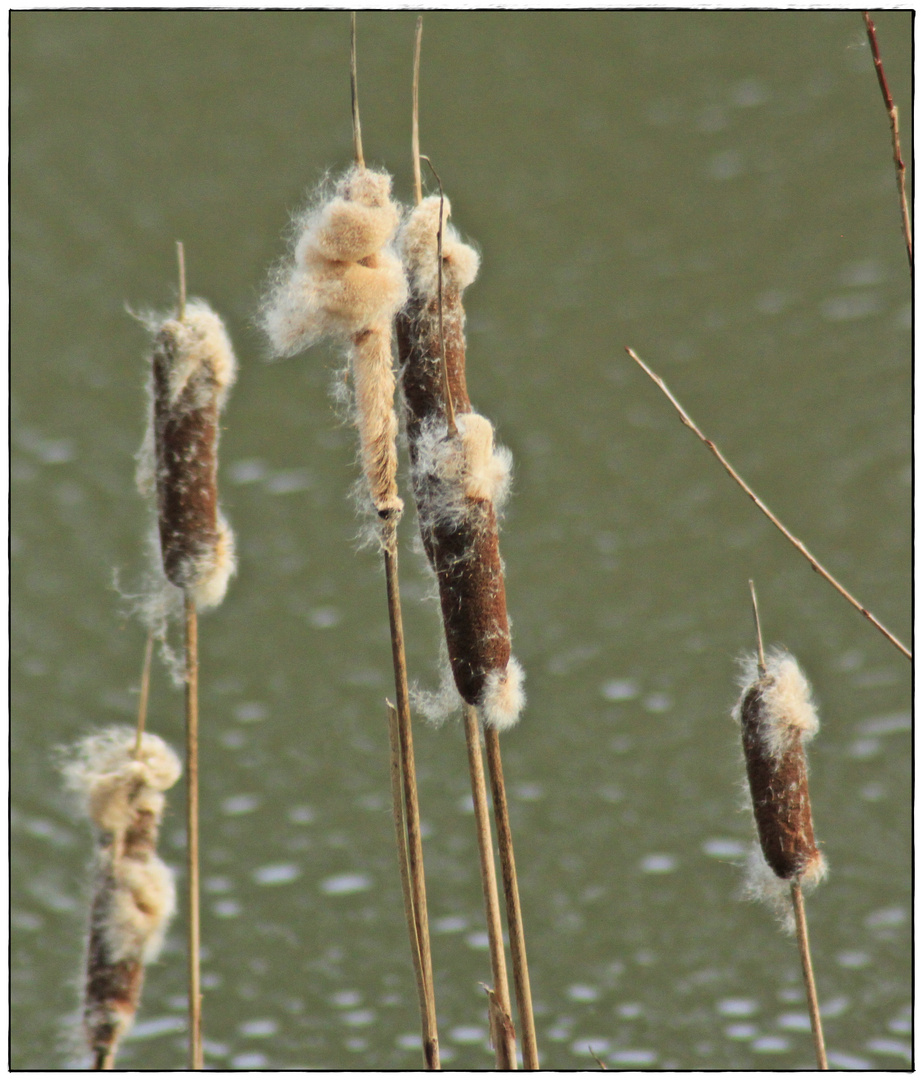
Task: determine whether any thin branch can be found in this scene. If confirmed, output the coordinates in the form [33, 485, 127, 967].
[350, 13, 364, 169]
[791, 881, 828, 1070]
[382, 524, 440, 1069]
[465, 706, 517, 1069]
[176, 241, 186, 322]
[419, 155, 456, 437]
[184, 593, 203, 1070]
[625, 347, 911, 661]
[412, 16, 423, 207]
[748, 580, 766, 675]
[484, 727, 539, 1069]
[133, 631, 155, 760]
[863, 12, 912, 269]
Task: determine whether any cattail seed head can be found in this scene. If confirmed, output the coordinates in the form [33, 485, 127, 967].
[61, 728, 180, 1066]
[397, 199, 523, 729]
[735, 650, 826, 883]
[141, 300, 237, 610]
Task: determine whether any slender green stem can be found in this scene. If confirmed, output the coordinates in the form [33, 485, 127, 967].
[791, 881, 827, 1069]
[184, 593, 203, 1070]
[484, 728, 539, 1069]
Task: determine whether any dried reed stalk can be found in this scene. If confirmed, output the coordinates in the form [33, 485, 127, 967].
[625, 348, 911, 661]
[260, 18, 439, 1066]
[62, 728, 181, 1070]
[737, 584, 828, 1069]
[140, 247, 238, 1068]
[863, 12, 912, 269]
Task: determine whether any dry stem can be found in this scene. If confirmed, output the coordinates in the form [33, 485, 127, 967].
[133, 631, 154, 760]
[184, 593, 203, 1070]
[412, 17, 423, 207]
[465, 705, 517, 1069]
[383, 526, 440, 1069]
[748, 580, 766, 675]
[176, 241, 186, 321]
[863, 12, 912, 269]
[625, 347, 911, 661]
[93, 1048, 114, 1071]
[791, 880, 828, 1070]
[350, 14, 364, 169]
[484, 728, 539, 1069]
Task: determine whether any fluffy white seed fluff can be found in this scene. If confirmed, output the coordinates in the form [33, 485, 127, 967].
[399, 195, 480, 298]
[741, 842, 828, 935]
[735, 648, 819, 761]
[480, 657, 526, 732]
[157, 301, 237, 411]
[262, 167, 407, 356]
[100, 857, 176, 964]
[189, 510, 237, 610]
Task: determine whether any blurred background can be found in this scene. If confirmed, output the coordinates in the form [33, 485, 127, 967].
[11, 10, 911, 1070]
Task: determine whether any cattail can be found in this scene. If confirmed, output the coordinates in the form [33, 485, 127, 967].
[735, 648, 827, 892]
[61, 728, 181, 1069]
[138, 300, 237, 609]
[397, 195, 524, 730]
[262, 166, 407, 519]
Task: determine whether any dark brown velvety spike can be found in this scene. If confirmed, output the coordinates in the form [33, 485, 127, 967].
[429, 499, 511, 706]
[397, 288, 472, 452]
[740, 684, 820, 880]
[152, 326, 219, 591]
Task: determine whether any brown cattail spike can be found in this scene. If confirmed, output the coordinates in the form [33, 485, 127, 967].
[736, 650, 826, 883]
[145, 301, 237, 609]
[62, 728, 181, 1068]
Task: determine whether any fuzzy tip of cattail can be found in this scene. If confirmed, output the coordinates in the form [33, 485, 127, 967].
[479, 657, 525, 731]
[262, 167, 407, 356]
[61, 727, 182, 831]
[736, 649, 819, 761]
[742, 843, 828, 934]
[188, 510, 236, 609]
[458, 412, 512, 507]
[400, 194, 480, 298]
[157, 301, 237, 410]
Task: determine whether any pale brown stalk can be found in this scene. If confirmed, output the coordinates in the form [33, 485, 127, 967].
[465, 705, 517, 1068]
[484, 728, 539, 1069]
[412, 17, 423, 207]
[383, 526, 440, 1070]
[387, 701, 430, 1057]
[625, 348, 911, 661]
[133, 631, 154, 760]
[791, 881, 828, 1070]
[863, 12, 912, 269]
[93, 1048, 114, 1071]
[350, 14, 364, 169]
[184, 593, 203, 1070]
[748, 580, 766, 675]
[176, 240, 186, 320]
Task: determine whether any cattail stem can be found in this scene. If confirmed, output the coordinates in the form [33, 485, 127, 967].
[863, 12, 912, 270]
[484, 728, 538, 1070]
[93, 1047, 114, 1071]
[133, 631, 154, 760]
[418, 156, 456, 438]
[184, 593, 203, 1070]
[748, 580, 766, 675]
[176, 241, 186, 321]
[625, 347, 911, 661]
[411, 17, 423, 207]
[350, 13, 364, 169]
[464, 705, 517, 1069]
[790, 881, 828, 1070]
[383, 527, 440, 1070]
[386, 701, 431, 1060]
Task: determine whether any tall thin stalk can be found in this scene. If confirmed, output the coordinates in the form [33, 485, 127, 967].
[484, 729, 538, 1070]
[464, 706, 517, 1069]
[625, 347, 911, 661]
[184, 592, 203, 1070]
[791, 880, 827, 1069]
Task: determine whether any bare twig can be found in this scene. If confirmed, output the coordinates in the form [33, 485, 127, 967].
[350, 13, 364, 169]
[184, 593, 203, 1070]
[791, 881, 828, 1070]
[483, 983, 518, 1070]
[466, 706, 517, 1069]
[484, 728, 539, 1069]
[383, 525, 440, 1070]
[412, 17, 423, 207]
[863, 12, 912, 269]
[748, 580, 766, 676]
[588, 1046, 608, 1070]
[625, 347, 910, 661]
[176, 241, 186, 321]
[419, 155, 456, 437]
[133, 630, 154, 760]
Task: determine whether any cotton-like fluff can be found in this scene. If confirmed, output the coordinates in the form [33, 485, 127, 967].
[262, 166, 408, 519]
[137, 300, 238, 610]
[397, 196, 524, 730]
[61, 728, 181, 1068]
[734, 649, 827, 909]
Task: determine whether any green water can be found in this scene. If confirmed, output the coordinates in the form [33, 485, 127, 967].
[12, 11, 911, 1070]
